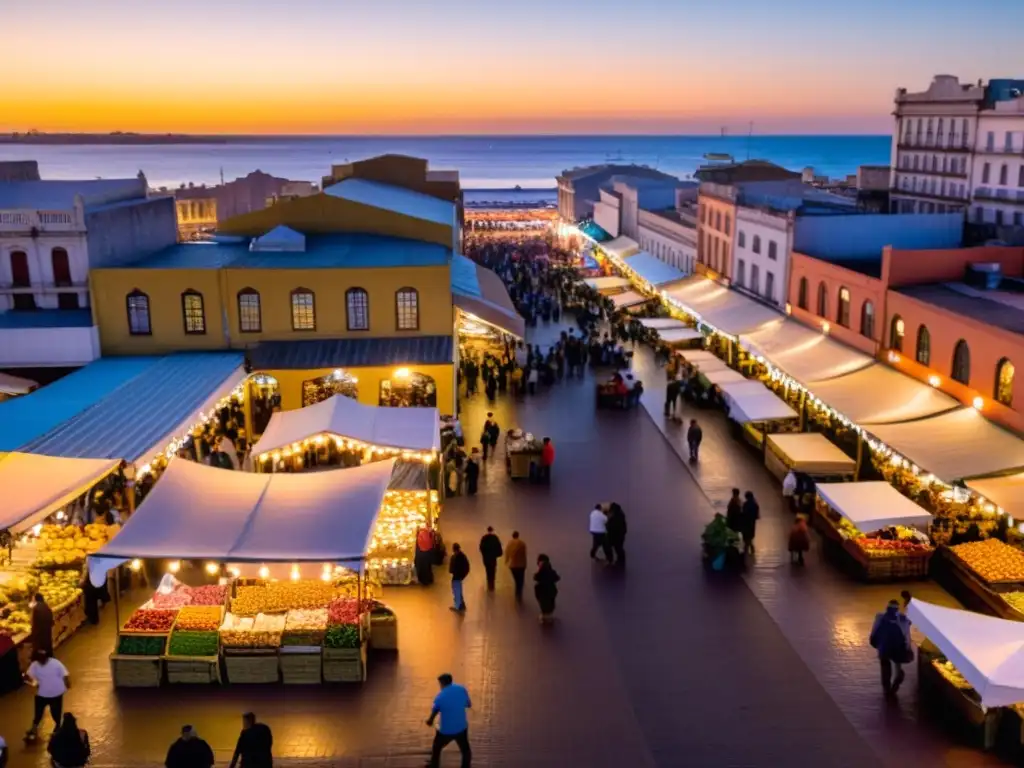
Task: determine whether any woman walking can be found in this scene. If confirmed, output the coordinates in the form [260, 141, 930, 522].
[533, 554, 561, 624]
[741, 491, 760, 555]
[47, 713, 90, 767]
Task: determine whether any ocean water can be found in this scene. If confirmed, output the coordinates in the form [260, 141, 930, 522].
[0, 135, 891, 192]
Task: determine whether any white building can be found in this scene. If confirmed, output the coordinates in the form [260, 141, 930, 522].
[972, 90, 1024, 228]
[637, 208, 697, 275]
[0, 174, 177, 368]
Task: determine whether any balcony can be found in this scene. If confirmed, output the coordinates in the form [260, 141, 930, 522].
[974, 187, 1024, 206]
[897, 139, 971, 153]
[895, 166, 968, 179]
[890, 186, 968, 204]
[977, 145, 1024, 157]
[0, 281, 89, 295]
[0, 209, 83, 233]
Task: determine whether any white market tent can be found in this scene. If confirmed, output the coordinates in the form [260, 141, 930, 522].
[583, 276, 631, 292]
[663, 276, 782, 336]
[678, 349, 721, 366]
[868, 408, 1024, 483]
[741, 319, 873, 385]
[0, 372, 37, 396]
[967, 473, 1024, 518]
[601, 236, 640, 259]
[701, 368, 749, 386]
[766, 433, 856, 476]
[251, 395, 440, 458]
[621, 251, 686, 287]
[907, 599, 1024, 708]
[816, 481, 933, 532]
[0, 453, 120, 533]
[610, 290, 648, 309]
[656, 328, 703, 344]
[88, 458, 396, 585]
[719, 381, 798, 423]
[638, 318, 688, 330]
[802, 364, 957, 425]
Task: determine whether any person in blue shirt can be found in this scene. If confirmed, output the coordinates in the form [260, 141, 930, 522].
[426, 673, 472, 767]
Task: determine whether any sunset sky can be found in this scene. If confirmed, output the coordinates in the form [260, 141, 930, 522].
[5, 0, 1022, 135]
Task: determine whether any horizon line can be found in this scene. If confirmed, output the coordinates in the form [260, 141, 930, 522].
[0, 130, 892, 139]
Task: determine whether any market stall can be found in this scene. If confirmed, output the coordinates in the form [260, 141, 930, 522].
[583, 276, 631, 293]
[637, 318, 689, 331]
[88, 458, 397, 687]
[764, 433, 856, 482]
[610, 290, 648, 310]
[719, 381, 799, 449]
[654, 328, 703, 346]
[935, 539, 1024, 622]
[813, 482, 934, 581]
[505, 429, 543, 480]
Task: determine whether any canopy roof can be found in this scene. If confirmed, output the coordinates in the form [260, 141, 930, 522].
[656, 328, 703, 344]
[621, 251, 686, 287]
[610, 290, 648, 309]
[678, 349, 721, 366]
[324, 178, 456, 228]
[868, 408, 1024, 483]
[584, 276, 631, 291]
[0, 372, 37, 396]
[967, 473, 1024, 517]
[637, 318, 688, 330]
[92, 458, 395, 567]
[816, 481, 933, 532]
[701, 367, 748, 385]
[663, 276, 782, 337]
[767, 433, 856, 475]
[252, 394, 440, 457]
[0, 453, 120, 533]
[741, 318, 874, 384]
[907, 599, 1024, 708]
[601, 236, 640, 259]
[720, 381, 798, 423]
[805, 364, 958, 425]
[451, 255, 525, 338]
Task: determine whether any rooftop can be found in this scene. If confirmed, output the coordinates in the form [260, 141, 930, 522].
[120, 233, 452, 270]
[0, 178, 144, 209]
[324, 178, 456, 228]
[648, 208, 697, 229]
[559, 164, 679, 183]
[897, 282, 1024, 335]
[0, 309, 94, 329]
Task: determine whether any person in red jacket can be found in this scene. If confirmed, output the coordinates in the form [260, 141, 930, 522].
[539, 437, 555, 484]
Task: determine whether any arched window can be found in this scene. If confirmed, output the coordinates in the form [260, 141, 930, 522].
[860, 300, 875, 338]
[816, 281, 828, 316]
[890, 315, 905, 352]
[915, 325, 931, 365]
[291, 288, 316, 331]
[951, 339, 970, 384]
[798, 277, 808, 310]
[181, 289, 206, 334]
[237, 288, 261, 333]
[724, 214, 731, 236]
[836, 287, 851, 327]
[395, 287, 419, 330]
[752, 235, 762, 255]
[126, 289, 151, 335]
[996, 358, 1015, 406]
[767, 241, 778, 261]
[346, 287, 370, 331]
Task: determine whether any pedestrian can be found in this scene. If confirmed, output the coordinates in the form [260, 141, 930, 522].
[900, 590, 913, 612]
[869, 599, 914, 697]
[165, 725, 214, 768]
[725, 488, 743, 533]
[788, 515, 811, 565]
[414, 526, 435, 586]
[527, 364, 539, 395]
[485, 415, 501, 460]
[534, 554, 561, 623]
[589, 503, 611, 562]
[479, 526, 503, 590]
[606, 502, 628, 567]
[426, 673, 472, 768]
[30, 592, 54, 658]
[480, 413, 497, 460]
[504, 531, 527, 601]
[0, 734, 6, 768]
[448, 543, 470, 612]
[740, 491, 760, 555]
[664, 377, 680, 417]
[465, 449, 480, 495]
[782, 469, 798, 513]
[539, 437, 555, 483]
[686, 419, 703, 462]
[24, 649, 69, 740]
[229, 712, 273, 768]
[47, 713, 89, 768]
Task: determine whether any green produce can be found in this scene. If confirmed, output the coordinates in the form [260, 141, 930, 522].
[324, 624, 360, 649]
[118, 634, 166, 656]
[168, 630, 219, 657]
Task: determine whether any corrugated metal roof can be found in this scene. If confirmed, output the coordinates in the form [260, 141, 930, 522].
[0, 309, 94, 328]
[0, 178, 143, 209]
[250, 336, 453, 370]
[21, 352, 245, 462]
[324, 178, 456, 227]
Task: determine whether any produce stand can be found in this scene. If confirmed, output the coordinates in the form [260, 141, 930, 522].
[917, 640, 1003, 750]
[813, 482, 933, 582]
[369, 602, 398, 651]
[505, 430, 542, 480]
[933, 540, 1024, 620]
[764, 433, 856, 482]
[165, 604, 224, 684]
[110, 653, 163, 688]
[720, 380, 799, 451]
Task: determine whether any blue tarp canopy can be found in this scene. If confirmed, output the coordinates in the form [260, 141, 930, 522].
[578, 220, 610, 242]
[622, 251, 687, 287]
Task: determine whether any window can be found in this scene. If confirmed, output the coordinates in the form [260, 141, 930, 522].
[975, 207, 985, 224]
[1015, 212, 1023, 227]
[126, 290, 151, 335]
[767, 241, 778, 261]
[860, 301, 875, 339]
[238, 288, 261, 333]
[51, 247, 78, 309]
[915, 325, 931, 366]
[996, 358, 1015, 406]
[798, 277, 809, 310]
[715, 211, 722, 231]
[724, 215, 731, 236]
[890, 315, 905, 352]
[736, 259, 745, 288]
[765, 272, 775, 303]
[181, 290, 206, 334]
[737, 230, 745, 248]
[750, 264, 760, 295]
[291, 288, 316, 330]
[816, 282, 828, 316]
[912, 156, 919, 170]
[951, 339, 971, 384]
[1000, 164, 1009, 186]
[395, 287, 419, 330]
[836, 287, 851, 327]
[982, 163, 991, 184]
[346, 287, 370, 331]
[986, 131, 995, 151]
[699, 205, 706, 224]
[1018, 167, 1024, 188]
[752, 235, 762, 254]
[996, 210, 1005, 226]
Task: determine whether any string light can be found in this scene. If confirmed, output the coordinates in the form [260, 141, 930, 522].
[205, 562, 219, 575]
[258, 564, 270, 579]
[258, 434, 436, 464]
[130, 559, 142, 572]
[168, 560, 181, 573]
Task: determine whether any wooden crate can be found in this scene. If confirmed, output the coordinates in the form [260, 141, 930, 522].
[224, 651, 279, 684]
[323, 644, 366, 683]
[165, 655, 222, 684]
[370, 617, 398, 651]
[110, 654, 162, 688]
[280, 650, 322, 684]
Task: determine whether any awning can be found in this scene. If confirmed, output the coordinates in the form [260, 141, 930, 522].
[656, 328, 703, 344]
[601, 236, 640, 259]
[0, 372, 37, 396]
[621, 251, 686, 287]
[804, 364, 958, 425]
[678, 349, 720, 366]
[0, 453, 120, 533]
[610, 291, 648, 309]
[249, 336, 453, 370]
[451, 255, 525, 338]
[89, 458, 395, 581]
[638, 318, 688, 330]
[868, 408, 1024, 482]
[252, 394, 439, 457]
[663, 276, 782, 336]
[584, 276, 631, 292]
[741, 318, 874, 385]
[766, 433, 856, 476]
[702, 368, 749, 386]
[720, 381, 798, 423]
[907, 600, 1024, 708]
[816, 481, 933, 532]
[967, 473, 1024, 517]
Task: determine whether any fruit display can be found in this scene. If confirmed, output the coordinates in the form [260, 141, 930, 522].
[36, 570, 82, 613]
[122, 608, 178, 634]
[951, 539, 1024, 584]
[146, 591, 192, 609]
[854, 538, 933, 558]
[145, 583, 227, 609]
[328, 598, 371, 626]
[0, 574, 39, 603]
[33, 523, 116, 569]
[174, 606, 222, 632]
[368, 490, 430, 560]
[0, 608, 31, 637]
[168, 630, 219, 657]
[1001, 592, 1024, 614]
[219, 612, 285, 649]
[282, 608, 328, 646]
[933, 659, 973, 690]
[117, 634, 166, 656]
[324, 623, 360, 649]
[232, 581, 339, 615]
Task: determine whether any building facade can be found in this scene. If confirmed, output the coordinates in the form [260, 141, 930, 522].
[733, 206, 792, 307]
[556, 164, 680, 223]
[972, 88, 1024, 228]
[637, 208, 697, 275]
[696, 183, 737, 282]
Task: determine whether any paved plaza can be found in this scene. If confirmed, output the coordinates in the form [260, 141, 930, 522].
[0, 320, 1009, 767]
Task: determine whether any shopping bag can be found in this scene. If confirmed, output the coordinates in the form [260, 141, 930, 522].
[712, 551, 726, 571]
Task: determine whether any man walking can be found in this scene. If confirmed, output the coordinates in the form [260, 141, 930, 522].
[478, 527, 503, 591]
[504, 531, 527, 601]
[687, 418, 703, 462]
[426, 673, 472, 768]
[228, 712, 273, 768]
[589, 504, 610, 561]
[448, 543, 470, 612]
[165, 725, 215, 768]
[869, 599, 913, 697]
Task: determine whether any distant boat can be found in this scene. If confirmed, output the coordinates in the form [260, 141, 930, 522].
[703, 153, 734, 165]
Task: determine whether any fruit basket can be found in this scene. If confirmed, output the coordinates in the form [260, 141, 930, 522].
[282, 608, 327, 647]
[220, 612, 282, 683]
[949, 539, 1024, 588]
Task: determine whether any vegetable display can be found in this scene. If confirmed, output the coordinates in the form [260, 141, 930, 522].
[219, 612, 285, 648]
[35, 570, 82, 614]
[123, 609, 178, 633]
[34, 523, 116, 569]
[933, 659, 972, 690]
[327, 598, 371, 626]
[117, 634, 166, 656]
[283, 608, 328, 646]
[186, 585, 227, 606]
[232, 581, 339, 615]
[168, 630, 219, 657]
[951, 539, 1024, 583]
[175, 606, 222, 632]
[854, 538, 932, 557]
[324, 624, 360, 649]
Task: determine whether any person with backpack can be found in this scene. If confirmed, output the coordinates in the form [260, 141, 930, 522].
[448, 543, 470, 613]
[869, 599, 914, 697]
[47, 713, 90, 768]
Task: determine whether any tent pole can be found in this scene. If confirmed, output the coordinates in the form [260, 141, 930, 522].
[113, 568, 121, 636]
[855, 434, 864, 481]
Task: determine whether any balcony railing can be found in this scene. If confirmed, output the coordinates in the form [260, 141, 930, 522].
[0, 209, 80, 231]
[890, 186, 968, 204]
[895, 166, 967, 179]
[897, 140, 970, 153]
[974, 188, 1024, 205]
[977, 145, 1024, 156]
[0, 281, 89, 294]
